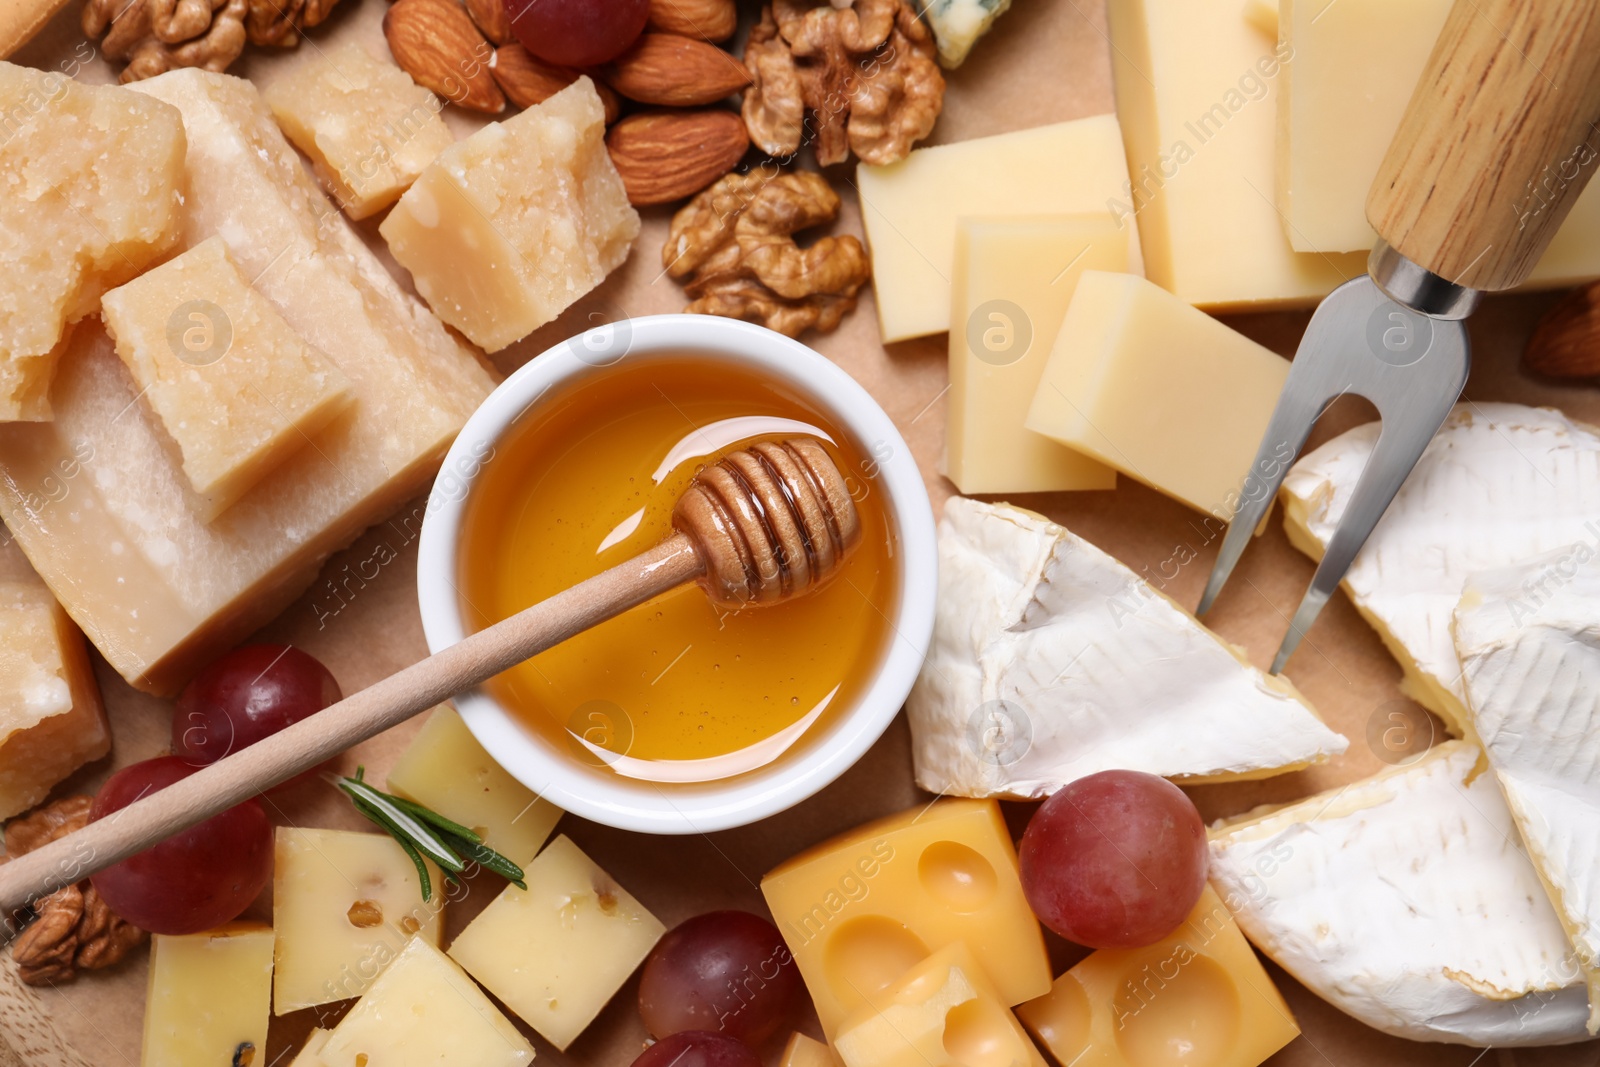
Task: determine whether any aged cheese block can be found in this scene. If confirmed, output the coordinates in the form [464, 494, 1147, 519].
[0, 572, 109, 819]
[100, 236, 354, 523]
[0, 61, 185, 421]
[0, 70, 496, 694]
[142, 924, 274, 1067]
[265, 43, 455, 220]
[381, 77, 640, 353]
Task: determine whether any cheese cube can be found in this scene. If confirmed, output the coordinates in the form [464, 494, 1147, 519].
[856, 115, 1142, 343]
[760, 799, 1050, 1036]
[1104, 0, 1365, 310]
[0, 62, 185, 420]
[0, 578, 109, 819]
[142, 923, 275, 1067]
[946, 215, 1124, 494]
[0, 70, 496, 695]
[273, 827, 444, 1014]
[780, 1032, 840, 1067]
[381, 77, 640, 353]
[386, 706, 562, 865]
[834, 943, 1045, 1067]
[100, 236, 354, 522]
[291, 1029, 332, 1067]
[448, 834, 665, 1050]
[1016, 886, 1299, 1067]
[1025, 271, 1289, 520]
[319, 938, 535, 1067]
[265, 44, 455, 220]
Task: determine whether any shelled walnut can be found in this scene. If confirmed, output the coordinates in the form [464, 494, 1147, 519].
[5, 796, 147, 986]
[742, 0, 943, 167]
[82, 0, 345, 81]
[665, 169, 869, 337]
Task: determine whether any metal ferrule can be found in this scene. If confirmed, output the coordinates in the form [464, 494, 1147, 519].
[1368, 241, 1484, 319]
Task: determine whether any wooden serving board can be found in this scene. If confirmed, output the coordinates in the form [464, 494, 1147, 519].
[5, 0, 1600, 1064]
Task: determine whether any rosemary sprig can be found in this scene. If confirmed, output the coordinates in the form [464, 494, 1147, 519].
[335, 768, 527, 902]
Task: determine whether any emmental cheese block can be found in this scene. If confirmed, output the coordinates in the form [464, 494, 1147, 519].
[1016, 886, 1299, 1067]
[760, 798, 1050, 1037]
[908, 499, 1345, 799]
[1103, 0, 1365, 309]
[0, 62, 185, 421]
[1280, 403, 1600, 736]
[381, 77, 640, 353]
[100, 236, 354, 523]
[944, 215, 1122, 495]
[0, 70, 496, 695]
[856, 115, 1142, 342]
[142, 923, 275, 1067]
[265, 43, 455, 220]
[0, 574, 109, 819]
[386, 705, 563, 865]
[1026, 271, 1290, 519]
[1455, 554, 1600, 1033]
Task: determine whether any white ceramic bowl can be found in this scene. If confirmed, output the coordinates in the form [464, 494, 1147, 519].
[416, 315, 937, 834]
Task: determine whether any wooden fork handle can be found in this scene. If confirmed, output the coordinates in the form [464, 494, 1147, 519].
[1367, 0, 1600, 292]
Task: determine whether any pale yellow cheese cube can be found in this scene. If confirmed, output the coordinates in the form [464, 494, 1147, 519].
[946, 215, 1125, 494]
[319, 938, 535, 1067]
[100, 236, 354, 523]
[0, 578, 109, 819]
[381, 77, 640, 353]
[0, 62, 185, 420]
[1104, 0, 1365, 310]
[780, 1032, 840, 1067]
[265, 44, 455, 220]
[290, 1029, 332, 1067]
[142, 923, 275, 1067]
[1026, 271, 1288, 519]
[273, 827, 444, 1014]
[857, 115, 1142, 343]
[834, 942, 1046, 1067]
[448, 834, 665, 1050]
[386, 706, 562, 865]
[760, 799, 1050, 1037]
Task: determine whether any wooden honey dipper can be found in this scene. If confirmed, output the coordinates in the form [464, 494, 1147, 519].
[0, 437, 860, 917]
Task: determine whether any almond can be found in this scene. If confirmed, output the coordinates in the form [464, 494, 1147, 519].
[464, 0, 512, 44]
[603, 33, 752, 108]
[646, 0, 737, 43]
[491, 46, 621, 123]
[606, 108, 749, 206]
[384, 0, 505, 114]
[1524, 281, 1600, 378]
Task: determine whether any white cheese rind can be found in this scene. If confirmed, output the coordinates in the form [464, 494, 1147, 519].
[908, 498, 1346, 798]
[1280, 403, 1600, 734]
[1456, 551, 1600, 1033]
[1210, 741, 1590, 1046]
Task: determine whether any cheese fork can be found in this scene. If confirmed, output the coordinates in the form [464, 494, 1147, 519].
[1199, 0, 1600, 673]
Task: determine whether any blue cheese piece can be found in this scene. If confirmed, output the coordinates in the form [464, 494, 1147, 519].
[917, 0, 1012, 67]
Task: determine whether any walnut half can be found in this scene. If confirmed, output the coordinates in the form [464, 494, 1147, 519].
[665, 168, 870, 338]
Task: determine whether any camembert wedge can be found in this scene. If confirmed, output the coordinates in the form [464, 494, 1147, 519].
[1281, 403, 1600, 735]
[1209, 741, 1590, 1046]
[908, 499, 1346, 798]
[1456, 550, 1600, 1033]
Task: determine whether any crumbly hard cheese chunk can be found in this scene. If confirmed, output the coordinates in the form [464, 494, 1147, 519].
[0, 575, 109, 819]
[449, 834, 665, 1050]
[0, 62, 185, 421]
[100, 236, 354, 523]
[908, 499, 1346, 799]
[142, 924, 275, 1067]
[381, 77, 640, 353]
[265, 44, 455, 220]
[0, 70, 495, 695]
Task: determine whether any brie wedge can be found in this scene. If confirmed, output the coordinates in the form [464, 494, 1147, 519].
[1209, 740, 1590, 1046]
[1456, 549, 1600, 1033]
[907, 498, 1346, 798]
[1281, 403, 1600, 734]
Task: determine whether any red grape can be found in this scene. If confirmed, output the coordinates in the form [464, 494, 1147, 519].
[639, 911, 800, 1044]
[173, 644, 341, 790]
[1019, 770, 1207, 948]
[505, 0, 649, 67]
[631, 1032, 761, 1067]
[89, 757, 273, 935]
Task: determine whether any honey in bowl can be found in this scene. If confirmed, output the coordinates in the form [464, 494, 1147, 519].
[458, 356, 899, 781]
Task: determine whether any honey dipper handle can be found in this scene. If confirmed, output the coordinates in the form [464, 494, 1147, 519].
[0, 534, 703, 921]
